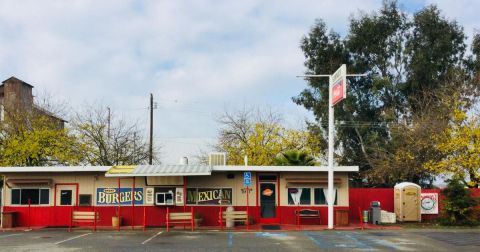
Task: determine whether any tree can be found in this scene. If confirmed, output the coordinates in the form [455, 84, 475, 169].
[0, 108, 84, 166]
[72, 104, 156, 166]
[438, 179, 479, 226]
[215, 108, 323, 165]
[294, 0, 479, 186]
[274, 150, 316, 166]
[425, 108, 480, 188]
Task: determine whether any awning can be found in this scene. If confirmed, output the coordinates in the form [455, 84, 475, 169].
[105, 165, 212, 177]
[6, 179, 53, 188]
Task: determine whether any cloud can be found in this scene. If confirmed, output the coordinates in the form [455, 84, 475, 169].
[0, 0, 477, 163]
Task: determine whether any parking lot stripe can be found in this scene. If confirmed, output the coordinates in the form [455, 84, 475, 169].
[142, 231, 162, 245]
[227, 233, 233, 247]
[0, 234, 22, 238]
[54, 233, 91, 245]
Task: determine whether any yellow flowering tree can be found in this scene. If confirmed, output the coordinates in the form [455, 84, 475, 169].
[215, 109, 323, 165]
[425, 109, 480, 188]
[0, 110, 84, 166]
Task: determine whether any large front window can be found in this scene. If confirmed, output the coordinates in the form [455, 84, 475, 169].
[11, 188, 50, 205]
[287, 187, 337, 206]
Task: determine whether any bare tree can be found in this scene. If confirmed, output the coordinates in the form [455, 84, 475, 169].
[72, 104, 159, 165]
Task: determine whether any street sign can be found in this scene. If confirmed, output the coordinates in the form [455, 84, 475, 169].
[331, 64, 347, 105]
[243, 171, 251, 187]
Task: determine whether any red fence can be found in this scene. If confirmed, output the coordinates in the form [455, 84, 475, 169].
[349, 188, 480, 223]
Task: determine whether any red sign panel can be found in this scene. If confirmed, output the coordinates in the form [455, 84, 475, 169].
[331, 79, 345, 105]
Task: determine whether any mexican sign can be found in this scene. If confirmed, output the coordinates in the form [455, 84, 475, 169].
[96, 188, 144, 205]
[186, 188, 232, 205]
[331, 64, 347, 105]
[421, 193, 439, 214]
[243, 171, 251, 187]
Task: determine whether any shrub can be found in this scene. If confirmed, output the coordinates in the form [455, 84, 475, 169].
[438, 179, 479, 226]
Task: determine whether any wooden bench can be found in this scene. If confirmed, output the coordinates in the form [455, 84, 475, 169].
[69, 210, 99, 232]
[295, 209, 320, 225]
[166, 208, 194, 231]
[218, 208, 249, 230]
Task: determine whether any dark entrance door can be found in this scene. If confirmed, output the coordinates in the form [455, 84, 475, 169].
[260, 183, 276, 218]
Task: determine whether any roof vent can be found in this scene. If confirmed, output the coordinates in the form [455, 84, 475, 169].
[179, 157, 188, 165]
[209, 152, 226, 166]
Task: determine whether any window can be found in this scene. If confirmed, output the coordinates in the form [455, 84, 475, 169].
[79, 194, 92, 206]
[11, 188, 49, 205]
[287, 188, 311, 205]
[155, 192, 174, 205]
[314, 188, 337, 205]
[287, 187, 338, 206]
[60, 190, 72, 205]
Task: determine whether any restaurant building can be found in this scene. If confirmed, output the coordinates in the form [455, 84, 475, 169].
[0, 164, 358, 228]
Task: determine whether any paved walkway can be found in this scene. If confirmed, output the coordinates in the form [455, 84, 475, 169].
[0, 228, 478, 251]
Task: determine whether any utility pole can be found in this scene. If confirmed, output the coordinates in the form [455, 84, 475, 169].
[149, 93, 154, 165]
[298, 65, 366, 230]
[107, 107, 111, 140]
[133, 132, 137, 165]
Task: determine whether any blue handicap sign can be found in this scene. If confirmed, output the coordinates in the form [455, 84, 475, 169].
[243, 172, 251, 186]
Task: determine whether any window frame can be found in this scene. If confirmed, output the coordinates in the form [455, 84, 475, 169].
[60, 189, 73, 206]
[286, 186, 338, 206]
[155, 192, 174, 205]
[11, 188, 50, 206]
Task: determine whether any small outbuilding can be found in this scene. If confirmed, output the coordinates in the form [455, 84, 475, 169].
[394, 182, 421, 222]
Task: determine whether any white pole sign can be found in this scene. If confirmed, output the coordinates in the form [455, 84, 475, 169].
[327, 64, 347, 230]
[331, 64, 347, 105]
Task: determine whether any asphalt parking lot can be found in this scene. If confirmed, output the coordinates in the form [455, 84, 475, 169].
[0, 228, 478, 251]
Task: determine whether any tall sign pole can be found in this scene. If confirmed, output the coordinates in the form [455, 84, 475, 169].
[327, 74, 335, 230]
[149, 93, 154, 165]
[297, 64, 365, 230]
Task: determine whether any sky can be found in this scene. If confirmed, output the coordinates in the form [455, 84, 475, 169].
[0, 0, 478, 164]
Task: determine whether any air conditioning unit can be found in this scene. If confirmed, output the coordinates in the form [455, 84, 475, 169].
[209, 152, 226, 166]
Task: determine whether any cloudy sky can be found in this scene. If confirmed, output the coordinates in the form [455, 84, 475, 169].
[0, 0, 478, 164]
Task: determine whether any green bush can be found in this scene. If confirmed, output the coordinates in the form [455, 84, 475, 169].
[438, 179, 480, 226]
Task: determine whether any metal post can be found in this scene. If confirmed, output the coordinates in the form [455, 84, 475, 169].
[28, 198, 31, 229]
[327, 75, 334, 230]
[149, 93, 153, 165]
[246, 186, 249, 230]
[132, 177, 135, 230]
[117, 178, 121, 231]
[143, 206, 146, 231]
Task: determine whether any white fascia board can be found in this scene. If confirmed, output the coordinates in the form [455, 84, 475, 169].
[211, 166, 359, 172]
[0, 166, 111, 173]
[105, 172, 212, 177]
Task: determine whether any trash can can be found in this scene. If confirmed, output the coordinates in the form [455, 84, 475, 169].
[370, 201, 381, 224]
[226, 206, 235, 228]
[362, 210, 369, 223]
[2, 211, 16, 228]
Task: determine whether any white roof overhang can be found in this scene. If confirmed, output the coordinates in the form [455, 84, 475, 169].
[212, 166, 359, 172]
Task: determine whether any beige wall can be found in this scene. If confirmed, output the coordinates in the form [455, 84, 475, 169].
[2, 171, 350, 207]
